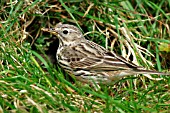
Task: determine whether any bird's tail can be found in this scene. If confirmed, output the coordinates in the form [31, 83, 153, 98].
[112, 69, 170, 80]
[135, 69, 170, 75]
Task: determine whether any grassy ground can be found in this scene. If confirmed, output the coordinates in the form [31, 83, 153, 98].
[1, 0, 170, 112]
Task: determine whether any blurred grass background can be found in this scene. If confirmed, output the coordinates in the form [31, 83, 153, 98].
[0, 0, 170, 112]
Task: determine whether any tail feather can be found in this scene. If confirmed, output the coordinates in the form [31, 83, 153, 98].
[114, 69, 170, 79]
[135, 69, 170, 75]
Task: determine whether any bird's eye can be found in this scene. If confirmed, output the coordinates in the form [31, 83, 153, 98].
[63, 30, 68, 34]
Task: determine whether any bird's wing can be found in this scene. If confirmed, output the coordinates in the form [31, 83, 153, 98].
[65, 41, 142, 71]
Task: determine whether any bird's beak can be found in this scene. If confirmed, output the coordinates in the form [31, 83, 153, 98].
[41, 23, 62, 35]
[41, 28, 58, 35]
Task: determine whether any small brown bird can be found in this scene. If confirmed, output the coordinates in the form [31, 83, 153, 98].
[42, 23, 169, 84]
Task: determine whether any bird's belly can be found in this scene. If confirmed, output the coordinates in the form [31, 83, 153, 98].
[72, 70, 119, 84]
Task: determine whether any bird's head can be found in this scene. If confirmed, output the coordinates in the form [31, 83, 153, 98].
[42, 23, 84, 46]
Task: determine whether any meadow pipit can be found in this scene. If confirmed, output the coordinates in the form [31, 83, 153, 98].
[42, 23, 169, 84]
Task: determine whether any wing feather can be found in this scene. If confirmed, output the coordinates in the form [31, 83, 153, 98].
[64, 41, 142, 71]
